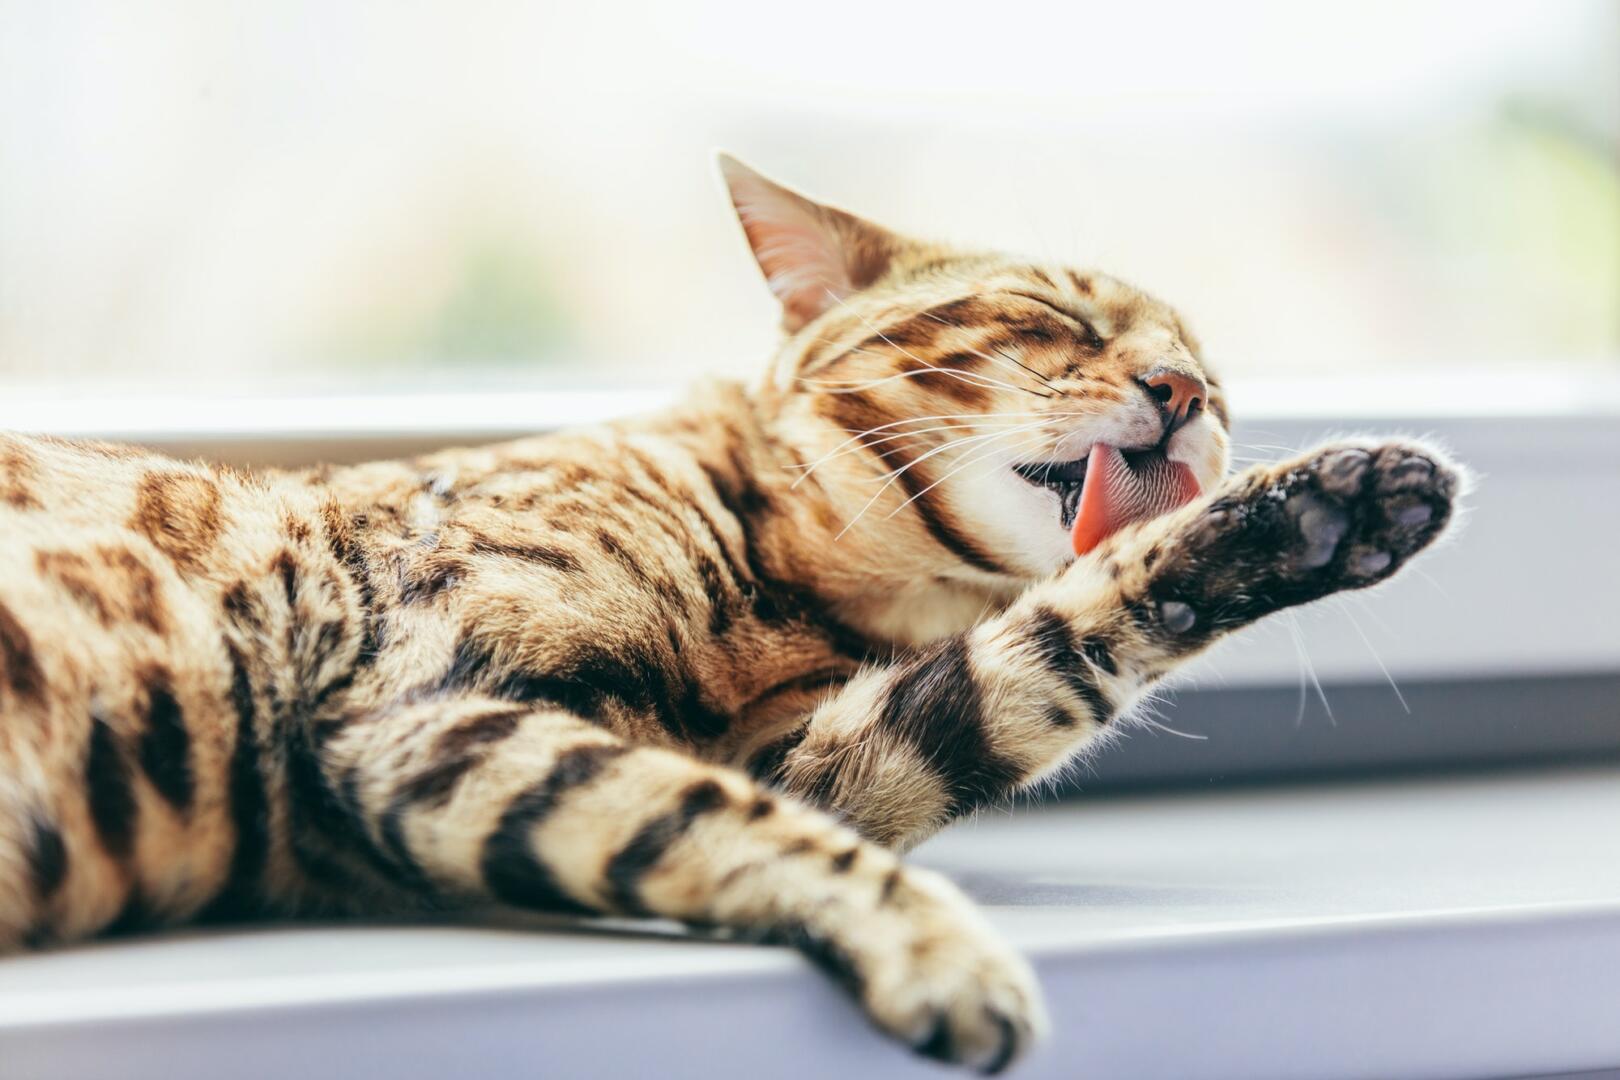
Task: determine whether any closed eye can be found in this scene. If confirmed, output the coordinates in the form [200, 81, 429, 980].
[1004, 292, 1105, 349]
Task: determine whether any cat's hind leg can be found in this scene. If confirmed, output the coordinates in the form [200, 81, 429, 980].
[323, 694, 1046, 1073]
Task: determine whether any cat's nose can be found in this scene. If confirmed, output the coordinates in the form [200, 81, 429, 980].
[1140, 368, 1206, 436]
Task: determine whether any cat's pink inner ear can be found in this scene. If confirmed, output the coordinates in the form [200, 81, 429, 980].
[719, 155, 868, 331]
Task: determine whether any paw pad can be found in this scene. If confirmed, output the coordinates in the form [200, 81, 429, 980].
[1292, 494, 1348, 569]
[1351, 550, 1392, 576]
[1318, 448, 1371, 494]
[1389, 455, 1435, 483]
[1394, 502, 1433, 527]
[1159, 600, 1196, 633]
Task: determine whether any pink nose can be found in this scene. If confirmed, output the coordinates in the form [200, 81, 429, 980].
[1141, 369, 1206, 434]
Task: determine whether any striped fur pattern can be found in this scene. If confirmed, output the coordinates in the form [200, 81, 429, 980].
[0, 159, 1460, 1072]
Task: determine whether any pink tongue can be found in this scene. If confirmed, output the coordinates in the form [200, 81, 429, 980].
[1071, 444, 1202, 556]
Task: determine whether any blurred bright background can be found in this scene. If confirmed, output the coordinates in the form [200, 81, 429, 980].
[1, 0, 1616, 398]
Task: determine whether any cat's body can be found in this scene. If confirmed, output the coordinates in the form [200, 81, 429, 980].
[0, 159, 1460, 1072]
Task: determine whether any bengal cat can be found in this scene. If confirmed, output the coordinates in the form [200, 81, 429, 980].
[0, 156, 1460, 1072]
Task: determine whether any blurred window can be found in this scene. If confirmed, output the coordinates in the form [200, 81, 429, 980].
[2, 1, 1616, 396]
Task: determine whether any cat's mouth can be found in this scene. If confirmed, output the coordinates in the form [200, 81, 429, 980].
[1013, 445, 1202, 555]
[1012, 456, 1091, 531]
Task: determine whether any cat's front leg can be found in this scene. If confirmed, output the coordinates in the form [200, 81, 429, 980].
[759, 439, 1460, 849]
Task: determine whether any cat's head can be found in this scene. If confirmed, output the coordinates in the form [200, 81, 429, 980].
[722, 156, 1230, 583]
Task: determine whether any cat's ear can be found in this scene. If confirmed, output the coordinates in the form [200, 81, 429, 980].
[718, 154, 904, 332]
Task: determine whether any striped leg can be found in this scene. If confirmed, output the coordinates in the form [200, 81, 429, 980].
[330, 695, 1047, 1073]
[758, 439, 1460, 849]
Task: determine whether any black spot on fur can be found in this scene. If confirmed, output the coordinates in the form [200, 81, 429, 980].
[435, 707, 526, 757]
[1021, 606, 1115, 724]
[878, 636, 1023, 814]
[392, 755, 482, 810]
[100, 890, 153, 938]
[321, 505, 382, 662]
[741, 725, 806, 786]
[281, 714, 415, 891]
[440, 634, 726, 742]
[885, 444, 1007, 576]
[199, 645, 270, 922]
[605, 779, 728, 915]
[467, 535, 581, 574]
[695, 447, 881, 662]
[273, 550, 299, 608]
[481, 743, 629, 914]
[0, 602, 44, 704]
[85, 715, 137, 860]
[221, 581, 262, 631]
[772, 921, 865, 998]
[137, 670, 194, 812]
[26, 815, 67, 901]
[398, 557, 463, 604]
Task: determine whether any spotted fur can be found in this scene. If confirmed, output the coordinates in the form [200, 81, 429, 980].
[0, 159, 1461, 1072]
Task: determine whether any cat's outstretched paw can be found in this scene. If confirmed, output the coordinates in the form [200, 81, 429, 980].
[1147, 438, 1460, 635]
[797, 866, 1047, 1073]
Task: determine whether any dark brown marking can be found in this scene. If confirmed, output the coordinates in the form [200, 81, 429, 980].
[775, 922, 865, 999]
[137, 668, 194, 812]
[85, 715, 138, 860]
[481, 743, 630, 913]
[102, 548, 167, 635]
[0, 602, 45, 704]
[36, 548, 168, 635]
[320, 501, 381, 661]
[885, 443, 1008, 576]
[1022, 606, 1115, 724]
[273, 550, 299, 608]
[880, 867, 903, 903]
[830, 847, 858, 873]
[35, 552, 110, 623]
[879, 636, 1023, 813]
[399, 555, 464, 604]
[199, 644, 270, 922]
[467, 533, 581, 573]
[393, 755, 482, 810]
[605, 779, 729, 914]
[100, 891, 152, 938]
[129, 471, 224, 571]
[435, 707, 526, 758]
[26, 815, 67, 901]
[746, 726, 808, 784]
[0, 443, 42, 509]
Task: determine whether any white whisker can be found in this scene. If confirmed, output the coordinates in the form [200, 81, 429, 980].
[835, 422, 1050, 540]
[881, 423, 1053, 522]
[790, 411, 1041, 488]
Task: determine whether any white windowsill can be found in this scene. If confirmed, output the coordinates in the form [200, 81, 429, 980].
[3, 765, 1617, 1080]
